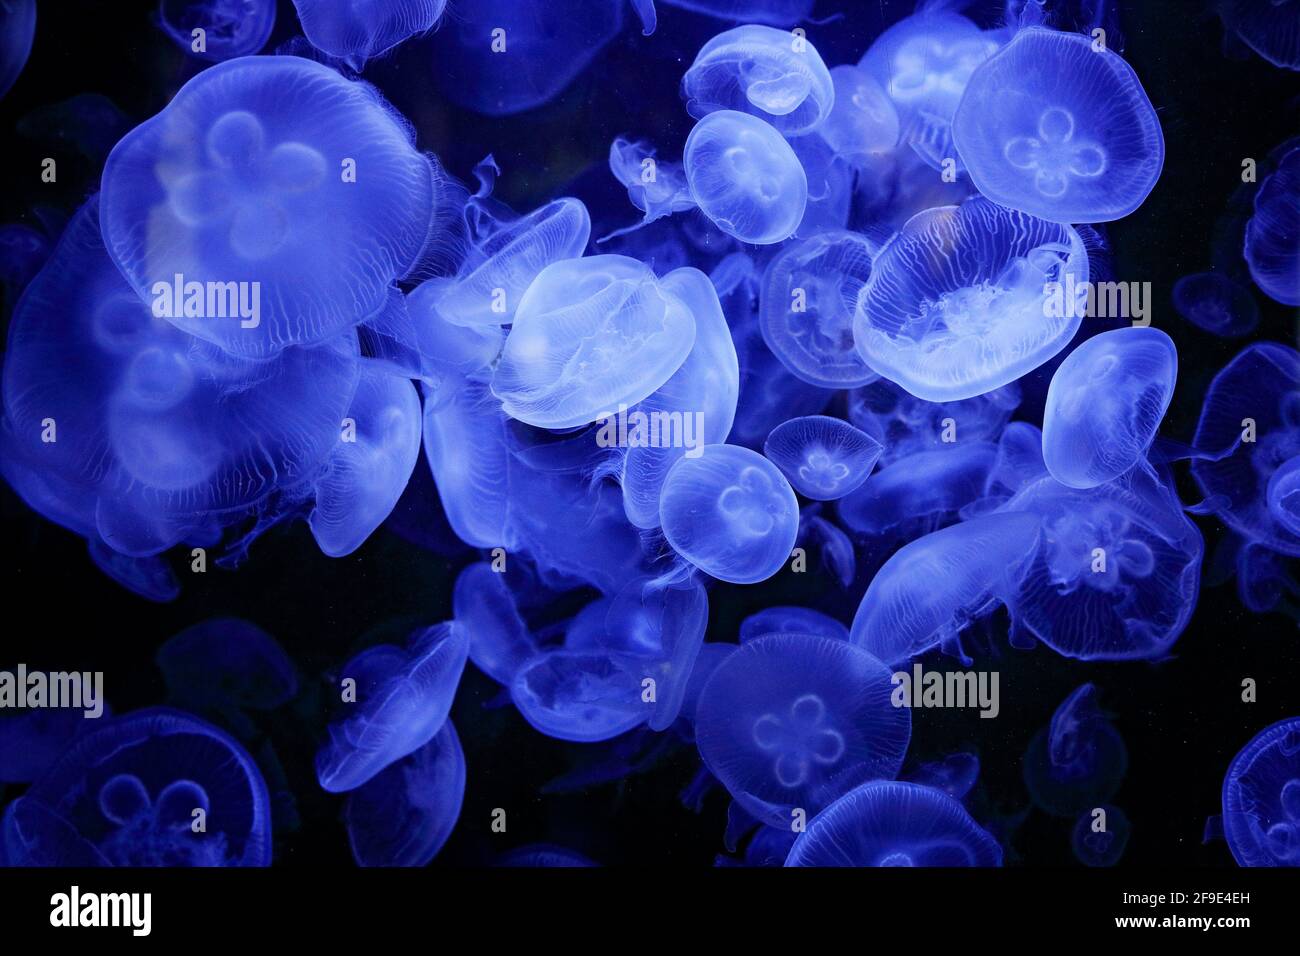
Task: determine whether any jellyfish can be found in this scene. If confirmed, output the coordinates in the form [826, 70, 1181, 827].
[1023, 684, 1127, 818]
[695, 633, 911, 828]
[159, 0, 277, 62]
[853, 198, 1088, 402]
[764, 416, 883, 501]
[292, 0, 446, 68]
[787, 134, 854, 235]
[1219, 0, 1300, 71]
[974, 420, 1048, 509]
[1171, 271, 1260, 338]
[849, 377, 1021, 466]
[1192, 342, 1300, 557]
[681, 25, 833, 135]
[1005, 466, 1203, 661]
[316, 622, 469, 793]
[730, 317, 834, 448]
[759, 231, 881, 389]
[344, 720, 464, 867]
[406, 280, 505, 381]
[951, 27, 1164, 223]
[452, 562, 537, 685]
[1042, 327, 1178, 490]
[803, 512, 857, 587]
[660, 444, 799, 584]
[3, 708, 271, 866]
[1244, 141, 1300, 306]
[817, 65, 900, 161]
[99, 56, 438, 359]
[608, 137, 696, 233]
[1268, 456, 1300, 537]
[1072, 804, 1130, 867]
[1222, 717, 1300, 867]
[684, 111, 808, 246]
[849, 511, 1041, 665]
[491, 255, 697, 430]
[0, 0, 34, 100]
[739, 606, 848, 644]
[510, 650, 648, 743]
[905, 752, 980, 801]
[356, 285, 423, 381]
[785, 781, 1002, 866]
[838, 442, 998, 539]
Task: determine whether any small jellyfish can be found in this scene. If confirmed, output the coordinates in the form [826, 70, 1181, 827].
[407, 280, 505, 381]
[849, 511, 1041, 665]
[1171, 271, 1260, 338]
[1222, 717, 1300, 867]
[1042, 327, 1178, 489]
[681, 25, 834, 135]
[764, 416, 882, 501]
[422, 377, 512, 549]
[951, 28, 1164, 223]
[739, 606, 848, 644]
[4, 708, 271, 866]
[838, 442, 998, 539]
[0, 0, 34, 100]
[1244, 141, 1300, 306]
[510, 650, 648, 743]
[452, 562, 537, 685]
[854, 198, 1088, 402]
[759, 231, 881, 389]
[1073, 804, 1130, 867]
[684, 110, 808, 246]
[292, 0, 446, 67]
[491, 255, 697, 429]
[1268, 456, 1300, 537]
[1219, 0, 1300, 71]
[786, 781, 1002, 867]
[316, 622, 470, 793]
[608, 137, 696, 233]
[660, 444, 799, 584]
[804, 512, 857, 587]
[905, 752, 981, 801]
[695, 634, 911, 828]
[1023, 684, 1127, 818]
[159, 0, 277, 62]
[818, 65, 899, 160]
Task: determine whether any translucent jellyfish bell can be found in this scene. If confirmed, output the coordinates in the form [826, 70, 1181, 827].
[951, 27, 1164, 223]
[684, 110, 808, 246]
[1042, 327, 1178, 489]
[1172, 271, 1260, 338]
[695, 634, 911, 828]
[511, 651, 647, 743]
[1222, 717, 1300, 867]
[681, 25, 834, 135]
[1267, 456, 1300, 537]
[853, 198, 1088, 402]
[422, 378, 512, 548]
[1244, 141, 1300, 306]
[838, 442, 998, 539]
[1219, 1, 1300, 70]
[818, 65, 900, 160]
[785, 781, 1002, 867]
[491, 255, 696, 429]
[452, 562, 537, 685]
[159, 0, 277, 62]
[763, 415, 883, 501]
[660, 444, 800, 584]
[1023, 684, 1127, 817]
[292, 0, 447, 67]
[1072, 804, 1130, 867]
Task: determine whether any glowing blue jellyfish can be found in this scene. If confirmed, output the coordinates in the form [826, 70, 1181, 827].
[684, 111, 808, 245]
[849, 511, 1041, 664]
[159, 0, 276, 61]
[316, 622, 469, 793]
[785, 781, 1002, 866]
[804, 512, 857, 587]
[759, 231, 881, 389]
[608, 138, 695, 233]
[100, 56, 436, 359]
[951, 28, 1164, 223]
[1073, 804, 1130, 867]
[1244, 141, 1300, 306]
[3, 708, 271, 866]
[906, 752, 980, 801]
[1042, 327, 1178, 490]
[1172, 271, 1260, 337]
[1268, 456, 1300, 537]
[853, 198, 1088, 402]
[292, 0, 446, 67]
[838, 442, 998, 539]
[511, 650, 647, 743]
[453, 562, 537, 685]
[681, 25, 833, 135]
[1222, 717, 1300, 867]
[407, 280, 504, 381]
[818, 65, 899, 160]
[1023, 684, 1127, 817]
[491, 255, 696, 429]
[1219, 1, 1300, 70]
[739, 606, 848, 643]
[344, 720, 464, 867]
[1006, 467, 1203, 660]
[695, 633, 911, 828]
[660, 444, 799, 584]
[0, 0, 34, 100]
[764, 416, 882, 501]
[1192, 342, 1300, 557]
[422, 378, 512, 549]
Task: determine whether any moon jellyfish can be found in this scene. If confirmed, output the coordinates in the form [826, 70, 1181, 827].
[818, 65, 899, 160]
[511, 650, 647, 743]
[608, 138, 696, 233]
[951, 28, 1164, 223]
[684, 111, 808, 246]
[759, 231, 881, 388]
[1073, 804, 1130, 867]
[0, 0, 34, 100]
[292, 0, 446, 67]
[492, 255, 696, 429]
[739, 606, 848, 643]
[1042, 327, 1178, 489]
[452, 562, 537, 685]
[3, 708, 271, 866]
[1219, 1, 1300, 70]
[1222, 717, 1300, 867]
[316, 622, 470, 793]
[160, 0, 276, 61]
[344, 721, 464, 867]
[1244, 141, 1300, 306]
[1172, 271, 1260, 338]
[849, 511, 1041, 665]
[804, 512, 857, 587]
[660, 444, 799, 584]
[422, 378, 512, 548]
[1268, 456, 1300, 537]
[695, 634, 910, 828]
[785, 781, 1002, 867]
[100, 56, 437, 358]
[905, 752, 980, 801]
[764, 416, 882, 501]
[1005, 467, 1203, 660]
[853, 198, 1088, 402]
[681, 25, 833, 135]
[1023, 684, 1127, 818]
[838, 442, 998, 539]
